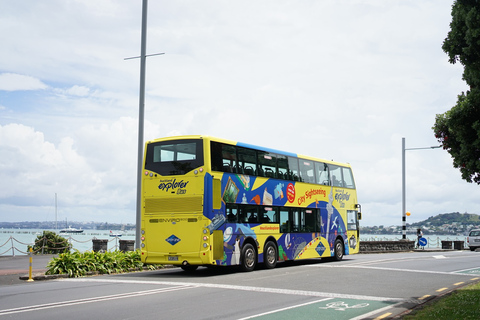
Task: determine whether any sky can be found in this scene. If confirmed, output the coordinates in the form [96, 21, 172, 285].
[0, 0, 478, 228]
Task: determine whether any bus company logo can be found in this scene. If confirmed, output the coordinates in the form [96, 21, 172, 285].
[287, 183, 295, 203]
[166, 234, 181, 245]
[335, 190, 350, 208]
[335, 190, 350, 202]
[158, 178, 189, 193]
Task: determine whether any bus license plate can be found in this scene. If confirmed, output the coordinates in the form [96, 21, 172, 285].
[168, 256, 179, 261]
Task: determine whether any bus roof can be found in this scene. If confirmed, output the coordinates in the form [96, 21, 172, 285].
[147, 135, 351, 167]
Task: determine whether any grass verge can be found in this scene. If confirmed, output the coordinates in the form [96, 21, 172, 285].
[403, 281, 480, 319]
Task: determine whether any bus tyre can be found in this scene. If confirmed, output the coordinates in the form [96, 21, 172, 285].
[241, 243, 257, 272]
[181, 265, 198, 272]
[333, 239, 344, 261]
[264, 241, 277, 269]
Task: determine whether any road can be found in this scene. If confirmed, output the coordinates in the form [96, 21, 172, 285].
[1, 250, 479, 319]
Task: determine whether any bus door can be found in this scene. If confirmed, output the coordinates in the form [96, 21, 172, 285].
[346, 209, 360, 254]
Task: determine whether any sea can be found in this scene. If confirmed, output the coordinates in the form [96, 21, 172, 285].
[0, 229, 135, 256]
[0, 229, 469, 256]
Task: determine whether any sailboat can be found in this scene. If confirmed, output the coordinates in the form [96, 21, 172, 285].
[59, 218, 84, 234]
[109, 230, 123, 237]
[54, 193, 84, 234]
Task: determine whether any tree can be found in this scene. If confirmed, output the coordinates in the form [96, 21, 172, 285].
[433, 0, 480, 184]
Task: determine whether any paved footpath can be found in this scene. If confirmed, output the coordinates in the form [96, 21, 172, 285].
[0, 255, 55, 285]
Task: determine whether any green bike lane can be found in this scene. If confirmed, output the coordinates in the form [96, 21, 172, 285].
[240, 297, 398, 320]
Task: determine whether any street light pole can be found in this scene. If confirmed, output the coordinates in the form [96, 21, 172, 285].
[135, 0, 148, 250]
[128, 1, 164, 249]
[402, 138, 406, 240]
[401, 137, 441, 240]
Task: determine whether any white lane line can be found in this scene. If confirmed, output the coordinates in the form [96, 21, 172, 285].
[62, 278, 404, 302]
[237, 298, 333, 320]
[0, 285, 192, 316]
[312, 264, 476, 276]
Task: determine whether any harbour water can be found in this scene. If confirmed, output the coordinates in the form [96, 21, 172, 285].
[0, 229, 135, 256]
[0, 229, 469, 256]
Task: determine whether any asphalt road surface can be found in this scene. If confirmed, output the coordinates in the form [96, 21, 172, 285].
[1, 250, 479, 319]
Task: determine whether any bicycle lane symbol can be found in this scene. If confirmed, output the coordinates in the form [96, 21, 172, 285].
[316, 299, 397, 319]
[249, 298, 398, 319]
[318, 301, 370, 311]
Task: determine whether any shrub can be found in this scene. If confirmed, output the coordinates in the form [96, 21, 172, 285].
[29, 231, 71, 254]
[45, 250, 148, 277]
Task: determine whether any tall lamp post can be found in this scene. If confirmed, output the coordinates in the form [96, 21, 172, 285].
[128, 0, 164, 249]
[401, 137, 441, 240]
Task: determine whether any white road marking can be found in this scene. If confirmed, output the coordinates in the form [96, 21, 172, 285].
[60, 277, 405, 302]
[237, 298, 333, 319]
[0, 285, 192, 316]
[312, 264, 476, 276]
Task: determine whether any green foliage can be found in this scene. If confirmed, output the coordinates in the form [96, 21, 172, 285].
[434, 90, 480, 184]
[29, 230, 71, 254]
[404, 281, 480, 319]
[45, 250, 148, 277]
[418, 212, 480, 228]
[442, 1, 480, 87]
[434, 0, 480, 184]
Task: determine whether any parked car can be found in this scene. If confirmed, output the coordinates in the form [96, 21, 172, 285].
[467, 229, 480, 251]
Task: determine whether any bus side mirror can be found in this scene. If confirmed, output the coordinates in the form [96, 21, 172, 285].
[355, 204, 362, 220]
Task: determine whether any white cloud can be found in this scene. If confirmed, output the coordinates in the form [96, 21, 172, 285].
[0, 0, 478, 226]
[0, 73, 48, 91]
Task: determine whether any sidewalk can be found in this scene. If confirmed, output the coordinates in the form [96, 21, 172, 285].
[0, 254, 55, 285]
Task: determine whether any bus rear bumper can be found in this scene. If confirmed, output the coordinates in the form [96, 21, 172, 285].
[142, 251, 214, 266]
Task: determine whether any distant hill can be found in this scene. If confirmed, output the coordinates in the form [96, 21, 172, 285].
[416, 212, 480, 227]
[361, 212, 480, 235]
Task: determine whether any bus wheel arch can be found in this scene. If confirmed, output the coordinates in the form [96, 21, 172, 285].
[333, 237, 344, 261]
[240, 239, 257, 272]
[263, 238, 278, 269]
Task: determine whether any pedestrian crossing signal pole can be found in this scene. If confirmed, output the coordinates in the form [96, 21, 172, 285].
[402, 137, 441, 240]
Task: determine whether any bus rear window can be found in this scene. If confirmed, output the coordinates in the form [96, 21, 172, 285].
[145, 139, 204, 175]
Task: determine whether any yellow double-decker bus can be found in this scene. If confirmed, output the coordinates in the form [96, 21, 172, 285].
[140, 135, 361, 271]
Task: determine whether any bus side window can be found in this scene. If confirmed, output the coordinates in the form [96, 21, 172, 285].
[342, 167, 356, 189]
[279, 209, 289, 232]
[258, 152, 277, 178]
[291, 209, 300, 232]
[304, 209, 317, 232]
[315, 161, 329, 185]
[277, 155, 288, 180]
[299, 159, 315, 184]
[210, 141, 223, 172]
[237, 206, 248, 223]
[288, 157, 300, 181]
[211, 142, 237, 173]
[329, 165, 343, 187]
[260, 206, 277, 223]
[246, 205, 258, 223]
[226, 205, 238, 223]
[238, 147, 257, 176]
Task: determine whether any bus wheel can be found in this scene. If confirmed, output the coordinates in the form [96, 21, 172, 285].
[241, 243, 257, 272]
[333, 239, 344, 261]
[181, 265, 198, 272]
[264, 241, 277, 269]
